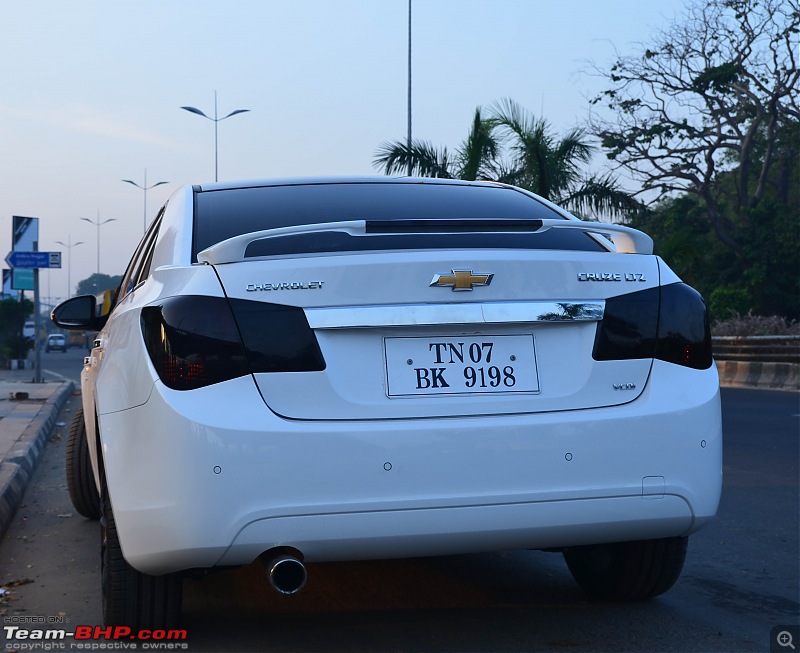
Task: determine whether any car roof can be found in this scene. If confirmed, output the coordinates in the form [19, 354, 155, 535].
[191, 176, 508, 193]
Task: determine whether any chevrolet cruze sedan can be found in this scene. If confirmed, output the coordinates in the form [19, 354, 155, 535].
[52, 177, 722, 628]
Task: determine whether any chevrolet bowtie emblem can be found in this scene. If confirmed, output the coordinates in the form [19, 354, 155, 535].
[430, 269, 494, 291]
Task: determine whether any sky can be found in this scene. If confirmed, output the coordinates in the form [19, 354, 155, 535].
[0, 0, 688, 306]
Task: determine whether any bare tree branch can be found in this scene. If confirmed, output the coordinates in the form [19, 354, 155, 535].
[587, 0, 799, 252]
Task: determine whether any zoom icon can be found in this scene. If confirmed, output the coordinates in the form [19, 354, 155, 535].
[772, 626, 800, 652]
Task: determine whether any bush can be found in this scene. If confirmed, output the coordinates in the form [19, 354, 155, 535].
[0, 298, 34, 362]
[711, 312, 800, 337]
[708, 287, 752, 321]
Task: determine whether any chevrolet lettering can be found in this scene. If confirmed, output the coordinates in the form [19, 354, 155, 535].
[246, 281, 325, 291]
[51, 176, 720, 630]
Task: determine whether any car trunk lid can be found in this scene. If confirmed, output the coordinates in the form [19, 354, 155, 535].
[213, 248, 660, 420]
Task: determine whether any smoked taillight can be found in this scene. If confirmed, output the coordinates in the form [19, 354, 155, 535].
[141, 296, 325, 391]
[593, 283, 712, 370]
[653, 283, 712, 370]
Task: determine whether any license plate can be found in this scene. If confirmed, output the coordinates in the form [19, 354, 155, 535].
[384, 335, 539, 397]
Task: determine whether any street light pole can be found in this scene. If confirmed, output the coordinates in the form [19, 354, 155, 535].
[54, 235, 84, 299]
[407, 0, 413, 177]
[122, 169, 168, 234]
[80, 213, 117, 275]
[181, 91, 250, 182]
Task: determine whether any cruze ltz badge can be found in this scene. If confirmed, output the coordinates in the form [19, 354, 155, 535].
[430, 269, 494, 291]
[577, 272, 647, 282]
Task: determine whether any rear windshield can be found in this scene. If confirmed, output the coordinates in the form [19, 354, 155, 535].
[192, 181, 606, 259]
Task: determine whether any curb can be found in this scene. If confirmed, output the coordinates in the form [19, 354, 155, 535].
[716, 360, 800, 392]
[0, 381, 75, 541]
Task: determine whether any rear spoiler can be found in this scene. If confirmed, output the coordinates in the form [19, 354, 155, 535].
[197, 218, 653, 265]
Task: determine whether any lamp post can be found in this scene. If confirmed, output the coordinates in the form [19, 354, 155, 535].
[181, 91, 249, 182]
[122, 169, 168, 234]
[54, 236, 84, 299]
[407, 0, 413, 176]
[80, 214, 117, 275]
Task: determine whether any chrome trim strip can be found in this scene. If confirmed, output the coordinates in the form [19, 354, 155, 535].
[306, 301, 605, 329]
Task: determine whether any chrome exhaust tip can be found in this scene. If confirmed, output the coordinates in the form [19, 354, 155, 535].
[264, 554, 307, 595]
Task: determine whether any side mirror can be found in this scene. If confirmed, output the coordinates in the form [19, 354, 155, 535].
[51, 295, 101, 330]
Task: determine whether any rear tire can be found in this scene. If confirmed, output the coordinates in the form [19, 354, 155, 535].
[563, 536, 688, 601]
[100, 465, 183, 628]
[65, 408, 101, 519]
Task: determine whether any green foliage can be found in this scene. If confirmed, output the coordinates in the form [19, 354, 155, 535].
[738, 195, 800, 319]
[76, 273, 122, 297]
[709, 287, 751, 320]
[374, 107, 491, 181]
[691, 62, 744, 94]
[0, 297, 34, 361]
[374, 100, 643, 221]
[633, 138, 799, 321]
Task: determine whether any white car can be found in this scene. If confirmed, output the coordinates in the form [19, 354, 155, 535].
[45, 333, 67, 352]
[52, 177, 722, 628]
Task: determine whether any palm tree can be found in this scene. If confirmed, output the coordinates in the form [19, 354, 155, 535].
[374, 107, 501, 181]
[374, 99, 643, 221]
[488, 98, 641, 219]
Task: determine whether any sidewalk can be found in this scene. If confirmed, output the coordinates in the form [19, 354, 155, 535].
[0, 361, 74, 541]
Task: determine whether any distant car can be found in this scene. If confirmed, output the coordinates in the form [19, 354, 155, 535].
[52, 177, 722, 629]
[45, 333, 66, 352]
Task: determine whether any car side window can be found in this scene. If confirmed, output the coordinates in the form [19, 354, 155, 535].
[136, 207, 165, 283]
[115, 207, 165, 305]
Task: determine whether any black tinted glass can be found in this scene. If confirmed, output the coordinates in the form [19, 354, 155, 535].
[593, 287, 660, 361]
[655, 283, 712, 370]
[228, 299, 326, 373]
[193, 182, 606, 259]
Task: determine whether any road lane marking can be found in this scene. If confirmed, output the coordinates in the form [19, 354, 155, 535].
[42, 369, 77, 382]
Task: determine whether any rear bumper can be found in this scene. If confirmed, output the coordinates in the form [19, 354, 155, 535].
[215, 495, 694, 566]
[100, 360, 721, 575]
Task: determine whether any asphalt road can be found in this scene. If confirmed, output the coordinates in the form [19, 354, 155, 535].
[37, 346, 86, 384]
[0, 377, 797, 653]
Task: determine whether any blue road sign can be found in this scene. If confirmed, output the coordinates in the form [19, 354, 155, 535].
[4, 251, 62, 269]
